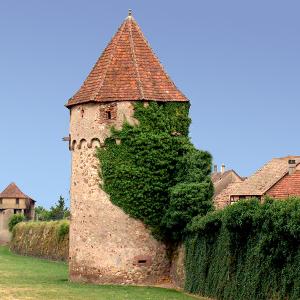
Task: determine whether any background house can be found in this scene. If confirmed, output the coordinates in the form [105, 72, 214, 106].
[212, 164, 245, 209]
[214, 156, 300, 208]
[0, 183, 35, 243]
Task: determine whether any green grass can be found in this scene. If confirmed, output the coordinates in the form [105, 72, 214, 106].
[0, 246, 203, 300]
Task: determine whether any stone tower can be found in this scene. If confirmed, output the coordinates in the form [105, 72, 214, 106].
[66, 11, 188, 284]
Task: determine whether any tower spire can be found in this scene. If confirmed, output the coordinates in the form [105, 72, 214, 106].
[67, 13, 188, 107]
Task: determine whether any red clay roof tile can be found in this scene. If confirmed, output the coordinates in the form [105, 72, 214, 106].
[0, 182, 33, 200]
[66, 14, 188, 108]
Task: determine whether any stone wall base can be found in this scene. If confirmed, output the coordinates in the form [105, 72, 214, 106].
[69, 262, 171, 285]
[69, 244, 186, 288]
[170, 244, 186, 288]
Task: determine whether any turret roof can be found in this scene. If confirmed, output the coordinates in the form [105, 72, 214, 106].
[0, 182, 34, 200]
[66, 12, 188, 108]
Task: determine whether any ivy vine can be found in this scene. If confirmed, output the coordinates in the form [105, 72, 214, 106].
[97, 101, 213, 241]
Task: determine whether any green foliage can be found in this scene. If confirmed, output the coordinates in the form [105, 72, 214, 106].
[162, 182, 213, 241]
[35, 206, 51, 221]
[36, 196, 70, 221]
[185, 197, 300, 300]
[97, 102, 214, 241]
[175, 147, 213, 184]
[49, 196, 70, 220]
[8, 214, 26, 232]
[57, 221, 69, 239]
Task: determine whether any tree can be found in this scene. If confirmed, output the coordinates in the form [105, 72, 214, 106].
[35, 197, 70, 221]
[48, 196, 70, 220]
[35, 206, 51, 221]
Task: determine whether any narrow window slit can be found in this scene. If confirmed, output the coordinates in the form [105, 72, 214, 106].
[80, 108, 85, 118]
[138, 260, 147, 264]
[106, 111, 112, 120]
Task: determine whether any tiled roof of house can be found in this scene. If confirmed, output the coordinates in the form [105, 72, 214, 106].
[0, 183, 33, 200]
[214, 182, 243, 209]
[211, 170, 241, 184]
[212, 169, 244, 198]
[231, 156, 300, 196]
[66, 12, 188, 108]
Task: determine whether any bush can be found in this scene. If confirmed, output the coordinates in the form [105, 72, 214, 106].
[8, 214, 26, 232]
[57, 221, 69, 239]
[185, 197, 300, 300]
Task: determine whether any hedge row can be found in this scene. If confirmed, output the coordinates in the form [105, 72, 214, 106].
[185, 197, 300, 300]
[10, 220, 69, 261]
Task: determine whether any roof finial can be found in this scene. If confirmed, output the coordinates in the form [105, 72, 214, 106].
[128, 9, 132, 17]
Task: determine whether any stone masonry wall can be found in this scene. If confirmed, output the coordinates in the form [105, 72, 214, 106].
[0, 209, 13, 244]
[170, 244, 186, 288]
[69, 101, 170, 284]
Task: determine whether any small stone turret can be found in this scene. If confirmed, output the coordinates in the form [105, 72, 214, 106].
[67, 12, 188, 284]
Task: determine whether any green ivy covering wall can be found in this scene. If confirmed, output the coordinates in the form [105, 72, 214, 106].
[185, 197, 300, 300]
[97, 102, 213, 241]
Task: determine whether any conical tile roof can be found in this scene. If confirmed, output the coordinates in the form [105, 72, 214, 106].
[0, 182, 33, 200]
[66, 12, 188, 108]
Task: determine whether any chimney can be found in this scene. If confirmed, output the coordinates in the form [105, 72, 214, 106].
[213, 164, 218, 173]
[221, 164, 225, 174]
[288, 159, 296, 175]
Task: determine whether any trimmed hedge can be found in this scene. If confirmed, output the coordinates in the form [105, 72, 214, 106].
[185, 197, 300, 300]
[10, 220, 69, 261]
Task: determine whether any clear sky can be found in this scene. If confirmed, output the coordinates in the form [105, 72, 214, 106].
[0, 1, 299, 208]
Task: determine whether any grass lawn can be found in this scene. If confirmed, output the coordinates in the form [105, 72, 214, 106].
[0, 246, 203, 300]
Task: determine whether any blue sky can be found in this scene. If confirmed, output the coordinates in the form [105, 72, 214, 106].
[0, 1, 299, 208]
